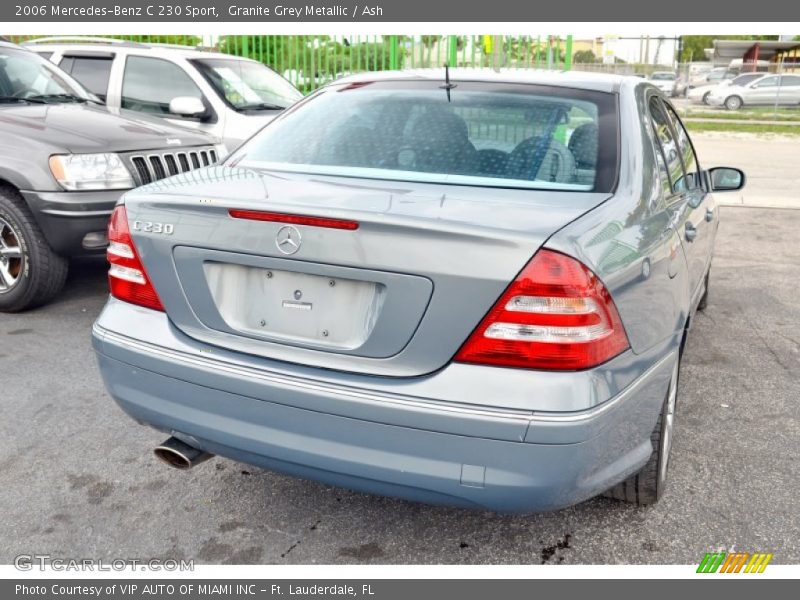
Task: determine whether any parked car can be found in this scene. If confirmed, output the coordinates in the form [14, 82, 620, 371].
[92, 70, 744, 512]
[707, 73, 800, 110]
[688, 72, 767, 105]
[24, 37, 303, 152]
[648, 71, 678, 95]
[685, 66, 738, 102]
[0, 41, 222, 311]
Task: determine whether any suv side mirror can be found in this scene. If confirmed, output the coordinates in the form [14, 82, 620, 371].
[709, 167, 745, 192]
[169, 96, 206, 119]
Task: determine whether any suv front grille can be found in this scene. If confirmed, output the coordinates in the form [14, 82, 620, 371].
[128, 147, 218, 186]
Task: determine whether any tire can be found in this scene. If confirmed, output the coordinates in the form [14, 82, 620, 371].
[0, 186, 68, 312]
[724, 95, 743, 111]
[702, 92, 711, 105]
[605, 356, 679, 506]
[697, 270, 710, 311]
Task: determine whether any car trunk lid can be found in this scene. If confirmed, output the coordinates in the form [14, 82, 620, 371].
[124, 166, 611, 377]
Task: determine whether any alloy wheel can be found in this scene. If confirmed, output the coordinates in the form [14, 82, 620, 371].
[725, 96, 742, 110]
[0, 217, 24, 293]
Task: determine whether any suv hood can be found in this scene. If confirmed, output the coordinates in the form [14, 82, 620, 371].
[0, 102, 215, 153]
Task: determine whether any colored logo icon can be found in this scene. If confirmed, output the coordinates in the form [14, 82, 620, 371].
[697, 552, 773, 573]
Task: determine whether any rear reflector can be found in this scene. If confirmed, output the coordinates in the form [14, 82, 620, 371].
[106, 206, 164, 312]
[229, 209, 359, 230]
[454, 249, 629, 370]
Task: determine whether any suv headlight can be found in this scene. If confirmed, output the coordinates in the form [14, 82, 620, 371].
[49, 153, 134, 191]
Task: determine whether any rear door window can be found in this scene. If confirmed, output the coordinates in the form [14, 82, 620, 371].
[663, 103, 702, 191]
[63, 56, 113, 99]
[648, 97, 685, 196]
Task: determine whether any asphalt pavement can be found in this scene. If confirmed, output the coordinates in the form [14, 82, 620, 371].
[1, 206, 798, 565]
[692, 133, 800, 209]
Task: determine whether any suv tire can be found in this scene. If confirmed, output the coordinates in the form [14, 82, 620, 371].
[605, 356, 680, 506]
[0, 186, 68, 312]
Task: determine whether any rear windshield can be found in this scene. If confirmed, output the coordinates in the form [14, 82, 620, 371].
[231, 80, 618, 193]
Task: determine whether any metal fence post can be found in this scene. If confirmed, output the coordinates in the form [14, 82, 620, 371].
[389, 35, 399, 70]
[447, 35, 458, 66]
[564, 35, 573, 71]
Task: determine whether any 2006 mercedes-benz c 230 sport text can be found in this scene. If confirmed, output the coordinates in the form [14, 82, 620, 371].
[92, 70, 745, 512]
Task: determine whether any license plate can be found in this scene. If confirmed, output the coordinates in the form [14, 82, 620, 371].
[204, 263, 383, 349]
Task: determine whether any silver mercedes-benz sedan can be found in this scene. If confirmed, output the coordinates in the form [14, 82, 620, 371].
[92, 70, 744, 512]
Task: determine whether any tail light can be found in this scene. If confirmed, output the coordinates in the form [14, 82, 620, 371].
[454, 249, 629, 370]
[106, 206, 164, 312]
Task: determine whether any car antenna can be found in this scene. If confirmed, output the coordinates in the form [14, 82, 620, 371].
[440, 63, 457, 102]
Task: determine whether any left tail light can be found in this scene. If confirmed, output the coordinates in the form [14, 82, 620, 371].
[106, 206, 164, 312]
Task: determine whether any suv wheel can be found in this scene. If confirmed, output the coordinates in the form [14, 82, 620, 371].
[605, 356, 680, 506]
[724, 95, 743, 110]
[702, 91, 711, 105]
[0, 187, 68, 312]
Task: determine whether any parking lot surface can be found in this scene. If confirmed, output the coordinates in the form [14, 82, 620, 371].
[692, 133, 800, 209]
[2, 204, 798, 565]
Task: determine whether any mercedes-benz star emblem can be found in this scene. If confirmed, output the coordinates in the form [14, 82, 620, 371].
[275, 225, 302, 255]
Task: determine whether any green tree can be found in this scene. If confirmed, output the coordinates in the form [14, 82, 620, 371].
[572, 49, 597, 63]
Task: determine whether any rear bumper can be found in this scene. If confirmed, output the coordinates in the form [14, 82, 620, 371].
[21, 189, 122, 255]
[92, 300, 677, 513]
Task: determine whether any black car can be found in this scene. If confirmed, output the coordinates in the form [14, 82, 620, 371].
[0, 41, 221, 311]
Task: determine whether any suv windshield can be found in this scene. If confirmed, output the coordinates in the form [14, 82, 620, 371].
[0, 46, 95, 104]
[191, 58, 302, 110]
[231, 80, 618, 192]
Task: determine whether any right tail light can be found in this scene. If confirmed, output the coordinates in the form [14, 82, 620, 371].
[454, 249, 629, 370]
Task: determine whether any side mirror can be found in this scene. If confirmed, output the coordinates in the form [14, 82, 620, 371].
[709, 167, 745, 192]
[169, 96, 206, 118]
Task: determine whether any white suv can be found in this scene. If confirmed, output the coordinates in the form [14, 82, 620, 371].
[25, 37, 303, 152]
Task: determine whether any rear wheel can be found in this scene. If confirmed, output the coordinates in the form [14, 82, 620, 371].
[724, 95, 743, 110]
[605, 356, 679, 506]
[0, 187, 68, 312]
[702, 92, 711, 105]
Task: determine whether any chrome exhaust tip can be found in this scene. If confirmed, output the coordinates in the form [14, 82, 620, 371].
[154, 437, 213, 470]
